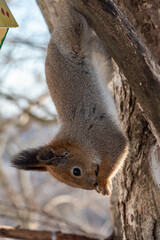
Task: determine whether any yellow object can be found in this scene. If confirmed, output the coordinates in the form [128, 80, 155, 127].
[0, 0, 18, 49]
[0, 27, 8, 49]
[0, 0, 18, 27]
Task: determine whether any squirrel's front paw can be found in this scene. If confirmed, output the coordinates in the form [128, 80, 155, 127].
[95, 178, 112, 196]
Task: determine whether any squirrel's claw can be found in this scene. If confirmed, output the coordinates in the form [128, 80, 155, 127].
[95, 179, 112, 196]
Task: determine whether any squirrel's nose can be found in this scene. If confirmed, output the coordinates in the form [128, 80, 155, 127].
[88, 164, 99, 184]
[88, 174, 97, 184]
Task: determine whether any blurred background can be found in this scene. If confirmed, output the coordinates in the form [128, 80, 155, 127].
[0, 0, 112, 238]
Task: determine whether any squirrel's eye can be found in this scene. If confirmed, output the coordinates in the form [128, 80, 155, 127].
[71, 167, 82, 177]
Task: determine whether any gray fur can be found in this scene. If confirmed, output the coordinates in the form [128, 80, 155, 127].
[11, 0, 129, 195]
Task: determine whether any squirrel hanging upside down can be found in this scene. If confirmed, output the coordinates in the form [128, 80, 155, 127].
[11, 0, 129, 195]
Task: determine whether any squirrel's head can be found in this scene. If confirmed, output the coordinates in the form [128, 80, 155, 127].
[11, 141, 99, 190]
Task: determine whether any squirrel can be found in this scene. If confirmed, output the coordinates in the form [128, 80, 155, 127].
[11, 0, 129, 195]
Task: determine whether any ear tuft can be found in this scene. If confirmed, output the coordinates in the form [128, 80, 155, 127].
[38, 148, 55, 161]
[11, 148, 47, 171]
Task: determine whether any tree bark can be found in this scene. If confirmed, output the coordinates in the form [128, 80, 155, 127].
[0, 226, 116, 240]
[36, 0, 160, 239]
[111, 73, 160, 240]
[0, 226, 52, 240]
[117, 0, 160, 65]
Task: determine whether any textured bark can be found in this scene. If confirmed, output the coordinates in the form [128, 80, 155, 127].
[111, 73, 160, 240]
[110, 1, 160, 239]
[117, 0, 160, 65]
[36, 0, 57, 33]
[36, 0, 160, 239]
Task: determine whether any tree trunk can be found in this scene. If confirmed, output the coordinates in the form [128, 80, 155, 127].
[110, 2, 160, 239]
[111, 73, 160, 240]
[36, 0, 160, 239]
[117, 0, 160, 65]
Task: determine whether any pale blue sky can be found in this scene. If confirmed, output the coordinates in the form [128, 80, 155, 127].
[0, 0, 57, 118]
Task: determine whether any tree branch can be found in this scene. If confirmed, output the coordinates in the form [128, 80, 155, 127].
[0, 226, 52, 240]
[69, 0, 160, 146]
[0, 226, 116, 240]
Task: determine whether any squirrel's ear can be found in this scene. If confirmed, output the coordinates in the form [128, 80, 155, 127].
[11, 147, 68, 171]
[11, 147, 52, 172]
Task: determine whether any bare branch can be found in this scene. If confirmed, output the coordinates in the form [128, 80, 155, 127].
[0, 226, 115, 240]
[0, 226, 52, 240]
[0, 90, 57, 123]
